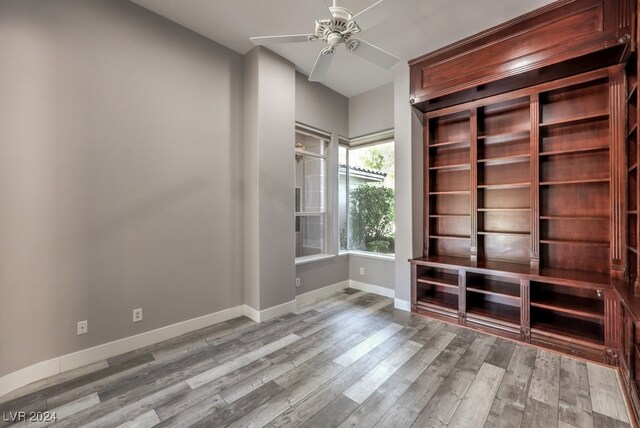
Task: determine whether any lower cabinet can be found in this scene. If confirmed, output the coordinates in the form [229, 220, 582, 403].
[411, 258, 609, 363]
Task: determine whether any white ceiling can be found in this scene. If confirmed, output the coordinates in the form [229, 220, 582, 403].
[130, 0, 555, 98]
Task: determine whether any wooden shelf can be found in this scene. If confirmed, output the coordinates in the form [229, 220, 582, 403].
[540, 239, 609, 247]
[429, 162, 471, 171]
[467, 278, 520, 300]
[540, 215, 608, 220]
[430, 235, 471, 241]
[628, 246, 638, 255]
[539, 111, 608, 128]
[478, 182, 530, 189]
[429, 190, 471, 195]
[477, 154, 530, 166]
[429, 140, 470, 149]
[539, 146, 609, 157]
[416, 291, 458, 311]
[531, 311, 604, 345]
[411, 255, 614, 288]
[417, 271, 458, 288]
[429, 214, 471, 218]
[478, 231, 530, 237]
[630, 123, 638, 139]
[629, 164, 637, 173]
[629, 211, 639, 215]
[540, 178, 609, 186]
[477, 129, 530, 141]
[531, 294, 604, 321]
[467, 300, 520, 326]
[478, 208, 530, 212]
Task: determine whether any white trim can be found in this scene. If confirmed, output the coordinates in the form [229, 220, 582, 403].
[296, 280, 350, 306]
[0, 305, 245, 398]
[295, 254, 336, 266]
[243, 305, 260, 323]
[394, 299, 411, 312]
[349, 280, 395, 298]
[243, 300, 298, 323]
[347, 251, 395, 262]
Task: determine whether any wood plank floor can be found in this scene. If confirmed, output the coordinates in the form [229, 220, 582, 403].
[0, 289, 633, 427]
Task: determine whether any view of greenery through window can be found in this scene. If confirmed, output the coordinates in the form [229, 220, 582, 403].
[339, 142, 395, 255]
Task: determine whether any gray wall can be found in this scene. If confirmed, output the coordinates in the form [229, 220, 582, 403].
[296, 73, 349, 137]
[295, 256, 349, 295]
[0, 0, 244, 378]
[348, 83, 394, 138]
[346, 82, 397, 293]
[349, 255, 395, 290]
[394, 64, 424, 304]
[244, 47, 296, 310]
[295, 73, 350, 295]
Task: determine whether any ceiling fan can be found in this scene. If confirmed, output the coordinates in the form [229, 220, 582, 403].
[250, 0, 399, 82]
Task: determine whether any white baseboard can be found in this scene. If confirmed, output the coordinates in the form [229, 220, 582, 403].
[349, 280, 395, 298]
[243, 300, 298, 323]
[0, 280, 404, 398]
[394, 298, 411, 312]
[295, 280, 350, 306]
[0, 304, 245, 398]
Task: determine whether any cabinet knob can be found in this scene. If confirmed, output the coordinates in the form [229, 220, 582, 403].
[619, 34, 631, 44]
[597, 289, 603, 298]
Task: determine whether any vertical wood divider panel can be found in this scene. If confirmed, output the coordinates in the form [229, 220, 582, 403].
[612, 65, 628, 278]
[520, 279, 531, 342]
[411, 263, 417, 312]
[605, 290, 623, 365]
[530, 95, 541, 273]
[470, 108, 479, 263]
[424, 116, 430, 256]
[458, 269, 467, 325]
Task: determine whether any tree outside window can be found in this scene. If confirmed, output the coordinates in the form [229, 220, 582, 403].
[339, 141, 395, 255]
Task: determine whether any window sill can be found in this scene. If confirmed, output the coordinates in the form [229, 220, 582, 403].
[295, 254, 336, 266]
[344, 251, 396, 261]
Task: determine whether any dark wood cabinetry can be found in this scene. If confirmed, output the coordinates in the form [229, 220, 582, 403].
[410, 0, 640, 424]
[409, 0, 634, 111]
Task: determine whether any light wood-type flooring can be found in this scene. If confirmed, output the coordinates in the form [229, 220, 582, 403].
[0, 289, 633, 427]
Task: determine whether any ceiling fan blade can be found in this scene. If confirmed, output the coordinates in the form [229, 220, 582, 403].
[250, 34, 317, 46]
[349, 0, 395, 32]
[309, 48, 335, 82]
[349, 39, 399, 69]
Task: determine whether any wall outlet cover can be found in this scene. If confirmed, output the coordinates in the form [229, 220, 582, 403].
[295, 278, 301, 287]
[360, 267, 365, 275]
[133, 308, 143, 323]
[77, 320, 88, 335]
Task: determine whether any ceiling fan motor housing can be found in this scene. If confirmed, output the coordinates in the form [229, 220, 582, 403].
[315, 6, 361, 50]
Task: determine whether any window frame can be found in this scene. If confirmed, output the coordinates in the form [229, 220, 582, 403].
[295, 124, 332, 262]
[339, 129, 395, 258]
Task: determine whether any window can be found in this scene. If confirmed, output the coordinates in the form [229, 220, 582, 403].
[340, 135, 395, 255]
[295, 127, 329, 259]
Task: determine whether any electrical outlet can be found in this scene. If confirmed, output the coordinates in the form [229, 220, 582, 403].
[77, 320, 88, 335]
[360, 267, 365, 275]
[295, 277, 301, 287]
[133, 308, 143, 323]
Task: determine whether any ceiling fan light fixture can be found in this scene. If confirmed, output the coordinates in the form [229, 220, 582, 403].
[327, 32, 343, 47]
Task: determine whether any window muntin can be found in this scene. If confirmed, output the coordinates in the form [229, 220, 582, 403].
[295, 129, 329, 258]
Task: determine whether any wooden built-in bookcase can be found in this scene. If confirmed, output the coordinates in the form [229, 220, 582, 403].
[414, 65, 625, 362]
[409, 0, 640, 421]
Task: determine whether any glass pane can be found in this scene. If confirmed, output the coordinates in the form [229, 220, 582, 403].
[348, 142, 395, 254]
[339, 146, 348, 251]
[296, 132, 327, 156]
[295, 155, 326, 213]
[296, 216, 325, 257]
